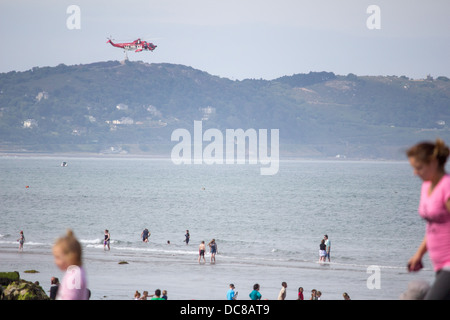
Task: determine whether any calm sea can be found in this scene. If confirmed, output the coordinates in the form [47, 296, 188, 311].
[0, 156, 437, 299]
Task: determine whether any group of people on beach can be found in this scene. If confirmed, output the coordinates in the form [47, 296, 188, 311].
[134, 289, 167, 300]
[226, 281, 350, 300]
[198, 239, 217, 264]
[143, 228, 219, 264]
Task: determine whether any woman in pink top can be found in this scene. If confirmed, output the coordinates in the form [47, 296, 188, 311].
[52, 229, 89, 300]
[407, 139, 450, 299]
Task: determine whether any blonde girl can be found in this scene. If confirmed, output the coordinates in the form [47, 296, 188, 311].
[52, 229, 89, 300]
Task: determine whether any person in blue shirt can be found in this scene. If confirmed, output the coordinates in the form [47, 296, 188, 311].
[249, 283, 262, 300]
[227, 284, 237, 300]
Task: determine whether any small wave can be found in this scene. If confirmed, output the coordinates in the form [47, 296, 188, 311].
[85, 244, 104, 249]
[0, 240, 48, 247]
[0, 240, 18, 245]
[0, 233, 12, 239]
[314, 260, 409, 270]
[24, 241, 47, 246]
[80, 238, 102, 244]
[83, 242, 214, 257]
[113, 246, 198, 256]
[80, 238, 131, 245]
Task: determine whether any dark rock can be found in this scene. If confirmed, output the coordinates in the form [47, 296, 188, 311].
[2, 279, 49, 300]
[0, 271, 20, 286]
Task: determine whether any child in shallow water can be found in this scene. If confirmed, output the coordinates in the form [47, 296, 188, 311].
[52, 229, 89, 300]
[319, 239, 327, 262]
[17, 231, 25, 252]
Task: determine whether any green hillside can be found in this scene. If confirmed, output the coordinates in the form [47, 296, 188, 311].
[0, 60, 449, 159]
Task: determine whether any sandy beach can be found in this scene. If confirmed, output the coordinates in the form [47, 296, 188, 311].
[1, 244, 328, 300]
[0, 241, 432, 301]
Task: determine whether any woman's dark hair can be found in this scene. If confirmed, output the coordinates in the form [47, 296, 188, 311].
[407, 138, 450, 168]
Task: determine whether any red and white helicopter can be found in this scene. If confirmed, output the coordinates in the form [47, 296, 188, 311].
[107, 38, 157, 53]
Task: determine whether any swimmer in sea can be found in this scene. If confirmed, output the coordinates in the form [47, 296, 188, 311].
[104, 229, 110, 251]
[184, 230, 190, 245]
[17, 230, 25, 252]
[198, 241, 206, 264]
[208, 239, 217, 264]
[141, 228, 150, 242]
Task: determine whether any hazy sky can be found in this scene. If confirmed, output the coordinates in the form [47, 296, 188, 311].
[1, 0, 449, 80]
